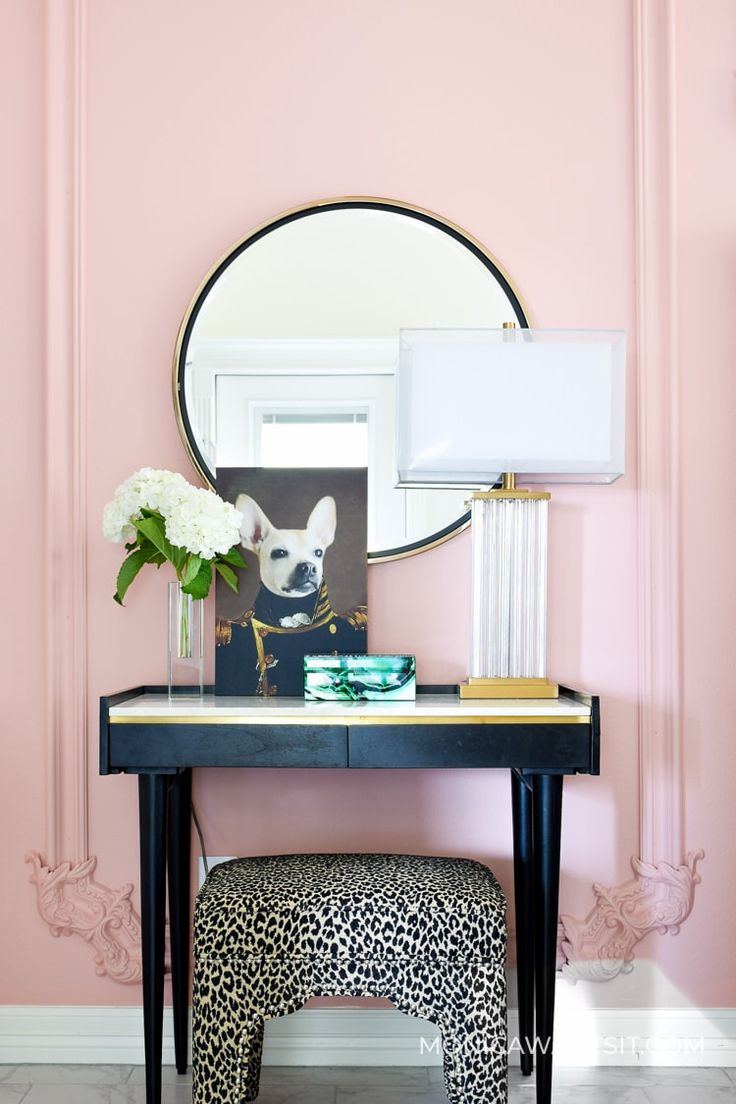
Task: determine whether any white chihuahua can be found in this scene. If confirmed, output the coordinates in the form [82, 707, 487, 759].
[236, 494, 337, 599]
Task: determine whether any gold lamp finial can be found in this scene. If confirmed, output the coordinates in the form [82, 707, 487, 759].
[501, 324, 517, 492]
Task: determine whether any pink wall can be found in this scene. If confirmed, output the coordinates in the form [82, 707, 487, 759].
[1, 0, 734, 1009]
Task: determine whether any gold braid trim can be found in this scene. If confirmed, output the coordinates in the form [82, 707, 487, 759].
[251, 621, 272, 696]
[312, 581, 332, 621]
[344, 605, 368, 629]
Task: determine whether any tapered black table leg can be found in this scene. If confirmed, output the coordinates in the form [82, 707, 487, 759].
[138, 773, 169, 1104]
[167, 769, 192, 1075]
[532, 774, 563, 1104]
[511, 769, 535, 1076]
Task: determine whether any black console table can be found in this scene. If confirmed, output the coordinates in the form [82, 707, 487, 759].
[100, 686, 599, 1104]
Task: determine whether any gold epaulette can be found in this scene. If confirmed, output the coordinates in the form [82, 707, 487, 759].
[217, 609, 255, 645]
[344, 605, 368, 630]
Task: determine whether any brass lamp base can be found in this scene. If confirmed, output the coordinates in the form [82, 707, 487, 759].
[458, 677, 559, 700]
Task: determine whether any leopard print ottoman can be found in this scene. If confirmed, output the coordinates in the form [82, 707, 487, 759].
[192, 853, 507, 1103]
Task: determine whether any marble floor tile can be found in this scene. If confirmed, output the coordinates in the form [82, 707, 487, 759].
[2, 1063, 736, 1102]
[264, 1066, 431, 1089]
[547, 1089, 650, 1104]
[334, 1089, 446, 1104]
[7, 1068, 131, 1088]
[551, 1066, 734, 1088]
[126, 1069, 338, 1103]
[0, 1087, 30, 1103]
[22, 1087, 133, 1104]
[125, 1085, 197, 1104]
[643, 1087, 736, 1103]
[504, 1084, 652, 1104]
[125, 1067, 191, 1086]
[249, 1085, 336, 1104]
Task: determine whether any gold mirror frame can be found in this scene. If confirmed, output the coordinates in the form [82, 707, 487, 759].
[173, 196, 531, 563]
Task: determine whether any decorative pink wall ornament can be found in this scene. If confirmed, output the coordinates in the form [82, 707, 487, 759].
[26, 852, 143, 984]
[559, 851, 704, 983]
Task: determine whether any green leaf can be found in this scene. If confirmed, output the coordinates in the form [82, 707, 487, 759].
[114, 548, 149, 605]
[182, 555, 202, 586]
[181, 559, 212, 600]
[219, 546, 247, 568]
[169, 544, 187, 572]
[214, 561, 239, 592]
[133, 514, 171, 560]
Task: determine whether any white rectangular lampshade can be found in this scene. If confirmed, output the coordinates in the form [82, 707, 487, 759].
[396, 328, 626, 484]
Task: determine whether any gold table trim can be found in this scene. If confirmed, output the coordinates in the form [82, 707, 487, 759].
[109, 713, 590, 727]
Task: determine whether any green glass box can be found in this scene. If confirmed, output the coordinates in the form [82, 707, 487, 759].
[304, 654, 416, 701]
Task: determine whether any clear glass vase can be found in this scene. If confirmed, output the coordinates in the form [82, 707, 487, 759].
[168, 580, 204, 701]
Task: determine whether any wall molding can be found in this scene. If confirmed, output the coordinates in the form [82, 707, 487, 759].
[558, 0, 703, 980]
[1, 1006, 734, 1068]
[189, 335, 397, 371]
[633, 0, 684, 869]
[30, 0, 143, 982]
[42, 0, 88, 869]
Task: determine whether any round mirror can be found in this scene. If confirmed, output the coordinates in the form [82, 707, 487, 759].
[174, 198, 529, 561]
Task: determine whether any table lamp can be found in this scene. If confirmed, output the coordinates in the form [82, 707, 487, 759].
[396, 326, 626, 698]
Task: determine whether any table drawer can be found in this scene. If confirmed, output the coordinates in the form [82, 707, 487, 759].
[348, 723, 593, 771]
[107, 723, 349, 771]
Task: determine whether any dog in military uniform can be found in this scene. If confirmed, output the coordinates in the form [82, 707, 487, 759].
[216, 493, 367, 696]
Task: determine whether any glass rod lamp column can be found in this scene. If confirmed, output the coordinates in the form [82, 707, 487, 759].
[396, 326, 626, 700]
[467, 475, 556, 699]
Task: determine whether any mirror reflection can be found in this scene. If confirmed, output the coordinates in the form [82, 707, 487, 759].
[175, 200, 528, 559]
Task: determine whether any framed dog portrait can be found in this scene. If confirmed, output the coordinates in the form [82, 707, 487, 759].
[215, 467, 368, 696]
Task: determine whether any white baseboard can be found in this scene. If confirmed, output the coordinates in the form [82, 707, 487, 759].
[1, 1006, 735, 1067]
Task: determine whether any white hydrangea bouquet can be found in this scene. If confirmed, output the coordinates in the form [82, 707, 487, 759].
[102, 467, 245, 605]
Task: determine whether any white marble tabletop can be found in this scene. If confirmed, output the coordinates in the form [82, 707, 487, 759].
[108, 692, 591, 724]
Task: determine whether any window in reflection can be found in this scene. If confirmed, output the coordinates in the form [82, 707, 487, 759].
[258, 411, 369, 467]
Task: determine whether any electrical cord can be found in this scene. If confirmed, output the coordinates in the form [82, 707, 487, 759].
[191, 800, 209, 878]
